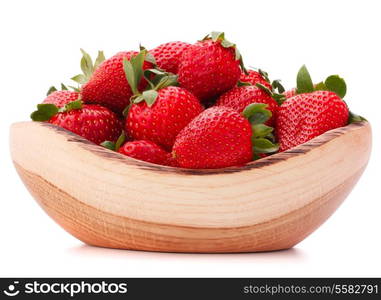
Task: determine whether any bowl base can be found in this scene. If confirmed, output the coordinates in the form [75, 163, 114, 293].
[14, 161, 364, 253]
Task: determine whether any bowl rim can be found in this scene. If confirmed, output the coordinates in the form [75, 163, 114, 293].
[35, 121, 369, 175]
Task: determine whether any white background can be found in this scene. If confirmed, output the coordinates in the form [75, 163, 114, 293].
[0, 0, 380, 277]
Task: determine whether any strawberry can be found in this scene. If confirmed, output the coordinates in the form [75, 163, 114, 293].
[215, 85, 279, 126]
[149, 41, 191, 74]
[43, 85, 80, 108]
[239, 69, 272, 89]
[277, 91, 349, 151]
[276, 65, 349, 152]
[102, 134, 176, 166]
[118, 140, 171, 166]
[123, 54, 203, 150]
[178, 32, 243, 102]
[72, 49, 153, 114]
[173, 104, 278, 169]
[31, 100, 122, 145]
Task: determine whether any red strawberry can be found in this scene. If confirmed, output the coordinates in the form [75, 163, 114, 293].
[173, 105, 278, 169]
[124, 56, 203, 150]
[31, 100, 122, 145]
[149, 41, 191, 74]
[239, 69, 272, 89]
[277, 91, 349, 151]
[118, 140, 171, 166]
[215, 85, 279, 126]
[43, 90, 80, 108]
[72, 49, 153, 114]
[127, 86, 203, 150]
[276, 65, 350, 152]
[178, 32, 243, 102]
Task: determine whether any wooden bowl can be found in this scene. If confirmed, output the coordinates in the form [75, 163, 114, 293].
[10, 121, 371, 253]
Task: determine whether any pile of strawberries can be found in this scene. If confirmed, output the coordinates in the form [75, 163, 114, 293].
[31, 32, 365, 169]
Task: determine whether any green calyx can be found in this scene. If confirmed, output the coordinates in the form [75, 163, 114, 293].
[295, 65, 367, 123]
[47, 83, 68, 95]
[242, 103, 279, 157]
[123, 48, 178, 115]
[242, 103, 272, 124]
[123, 49, 147, 96]
[258, 69, 285, 94]
[30, 99, 83, 121]
[203, 31, 246, 73]
[101, 131, 126, 152]
[256, 83, 286, 106]
[71, 49, 106, 85]
[47, 83, 80, 95]
[239, 68, 285, 94]
[271, 79, 285, 94]
[296, 65, 347, 98]
[296, 65, 314, 94]
[348, 111, 367, 123]
[30, 104, 59, 121]
[139, 44, 157, 65]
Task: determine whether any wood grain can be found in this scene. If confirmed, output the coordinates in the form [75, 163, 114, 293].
[10, 121, 372, 252]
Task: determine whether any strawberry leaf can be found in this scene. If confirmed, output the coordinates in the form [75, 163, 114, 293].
[124, 50, 147, 96]
[145, 52, 157, 65]
[80, 48, 94, 79]
[237, 81, 251, 87]
[30, 104, 59, 121]
[314, 81, 327, 91]
[94, 51, 105, 70]
[349, 111, 367, 123]
[133, 96, 145, 104]
[266, 132, 276, 143]
[139, 44, 156, 65]
[258, 69, 270, 83]
[122, 102, 132, 117]
[60, 83, 68, 90]
[252, 124, 273, 138]
[210, 31, 225, 42]
[101, 141, 116, 151]
[124, 59, 138, 95]
[256, 83, 273, 95]
[68, 85, 81, 92]
[242, 103, 272, 125]
[256, 83, 286, 106]
[272, 79, 285, 93]
[115, 131, 126, 151]
[143, 68, 178, 91]
[253, 153, 262, 160]
[156, 74, 178, 90]
[71, 74, 87, 84]
[142, 90, 158, 107]
[71, 49, 106, 86]
[272, 93, 286, 106]
[47, 86, 57, 96]
[253, 138, 279, 154]
[58, 99, 83, 113]
[324, 75, 347, 98]
[296, 65, 314, 94]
